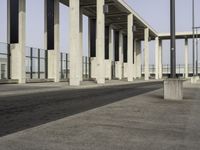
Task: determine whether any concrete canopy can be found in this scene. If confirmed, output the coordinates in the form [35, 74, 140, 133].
[60, 0, 158, 40]
[159, 32, 200, 40]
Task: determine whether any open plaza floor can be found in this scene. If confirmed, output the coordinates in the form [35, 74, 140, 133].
[0, 80, 200, 150]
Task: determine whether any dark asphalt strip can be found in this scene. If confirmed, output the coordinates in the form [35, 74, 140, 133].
[0, 82, 162, 137]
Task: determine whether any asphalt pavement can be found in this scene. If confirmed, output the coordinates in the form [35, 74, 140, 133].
[0, 81, 162, 137]
[0, 81, 200, 150]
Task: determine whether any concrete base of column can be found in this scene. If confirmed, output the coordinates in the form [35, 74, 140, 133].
[164, 79, 184, 100]
[10, 44, 26, 84]
[115, 62, 123, 80]
[105, 60, 112, 80]
[48, 51, 60, 82]
[191, 76, 199, 84]
[123, 63, 128, 78]
[90, 57, 97, 79]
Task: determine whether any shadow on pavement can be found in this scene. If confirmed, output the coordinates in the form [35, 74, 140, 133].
[0, 82, 162, 137]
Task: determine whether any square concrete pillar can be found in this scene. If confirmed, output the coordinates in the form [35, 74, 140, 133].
[105, 26, 114, 80]
[133, 39, 137, 79]
[155, 37, 159, 80]
[144, 28, 150, 81]
[158, 40, 163, 79]
[109, 26, 114, 63]
[115, 31, 123, 80]
[44, 0, 60, 83]
[88, 18, 96, 80]
[164, 79, 184, 100]
[136, 41, 142, 78]
[104, 26, 114, 80]
[127, 14, 134, 82]
[79, 10, 83, 82]
[191, 76, 199, 83]
[96, 0, 105, 84]
[69, 0, 82, 86]
[8, 0, 26, 84]
[184, 39, 189, 79]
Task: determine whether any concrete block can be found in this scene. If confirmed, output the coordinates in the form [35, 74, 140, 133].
[191, 76, 199, 84]
[164, 79, 184, 100]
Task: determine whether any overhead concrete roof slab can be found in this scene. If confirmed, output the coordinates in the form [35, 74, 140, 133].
[159, 32, 200, 40]
[60, 0, 158, 40]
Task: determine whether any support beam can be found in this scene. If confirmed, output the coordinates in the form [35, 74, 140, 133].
[69, 0, 82, 86]
[44, 0, 60, 82]
[127, 14, 134, 82]
[8, 0, 26, 83]
[96, 0, 105, 84]
[184, 38, 189, 78]
[144, 28, 150, 81]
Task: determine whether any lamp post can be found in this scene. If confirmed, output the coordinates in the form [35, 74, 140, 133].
[164, 0, 183, 100]
[170, 0, 176, 78]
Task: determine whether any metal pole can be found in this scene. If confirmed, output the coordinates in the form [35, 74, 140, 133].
[38, 49, 40, 79]
[30, 48, 33, 79]
[196, 29, 199, 75]
[60, 53, 63, 79]
[170, 0, 176, 78]
[66, 53, 68, 79]
[7, 44, 11, 79]
[45, 50, 48, 79]
[192, 0, 195, 76]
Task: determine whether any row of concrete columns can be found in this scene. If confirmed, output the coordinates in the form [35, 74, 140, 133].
[7, 0, 159, 85]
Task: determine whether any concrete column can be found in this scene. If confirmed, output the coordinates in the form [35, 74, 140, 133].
[158, 40, 163, 79]
[8, 0, 26, 83]
[79, 10, 83, 82]
[115, 31, 123, 80]
[88, 18, 97, 79]
[69, 0, 82, 86]
[184, 38, 189, 78]
[144, 28, 150, 81]
[44, 0, 60, 82]
[96, 0, 105, 84]
[133, 39, 137, 79]
[155, 37, 159, 79]
[109, 26, 114, 63]
[127, 14, 134, 82]
[105, 26, 113, 80]
[136, 41, 142, 78]
[105, 26, 114, 80]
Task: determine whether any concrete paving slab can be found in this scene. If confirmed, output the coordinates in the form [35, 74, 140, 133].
[0, 82, 200, 150]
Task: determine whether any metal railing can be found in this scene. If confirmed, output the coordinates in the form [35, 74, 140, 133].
[82, 56, 90, 80]
[142, 64, 200, 77]
[60, 53, 69, 80]
[26, 47, 48, 79]
[3, 41, 200, 82]
[0, 42, 10, 80]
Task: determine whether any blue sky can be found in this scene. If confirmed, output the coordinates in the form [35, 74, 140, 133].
[0, 0, 200, 64]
